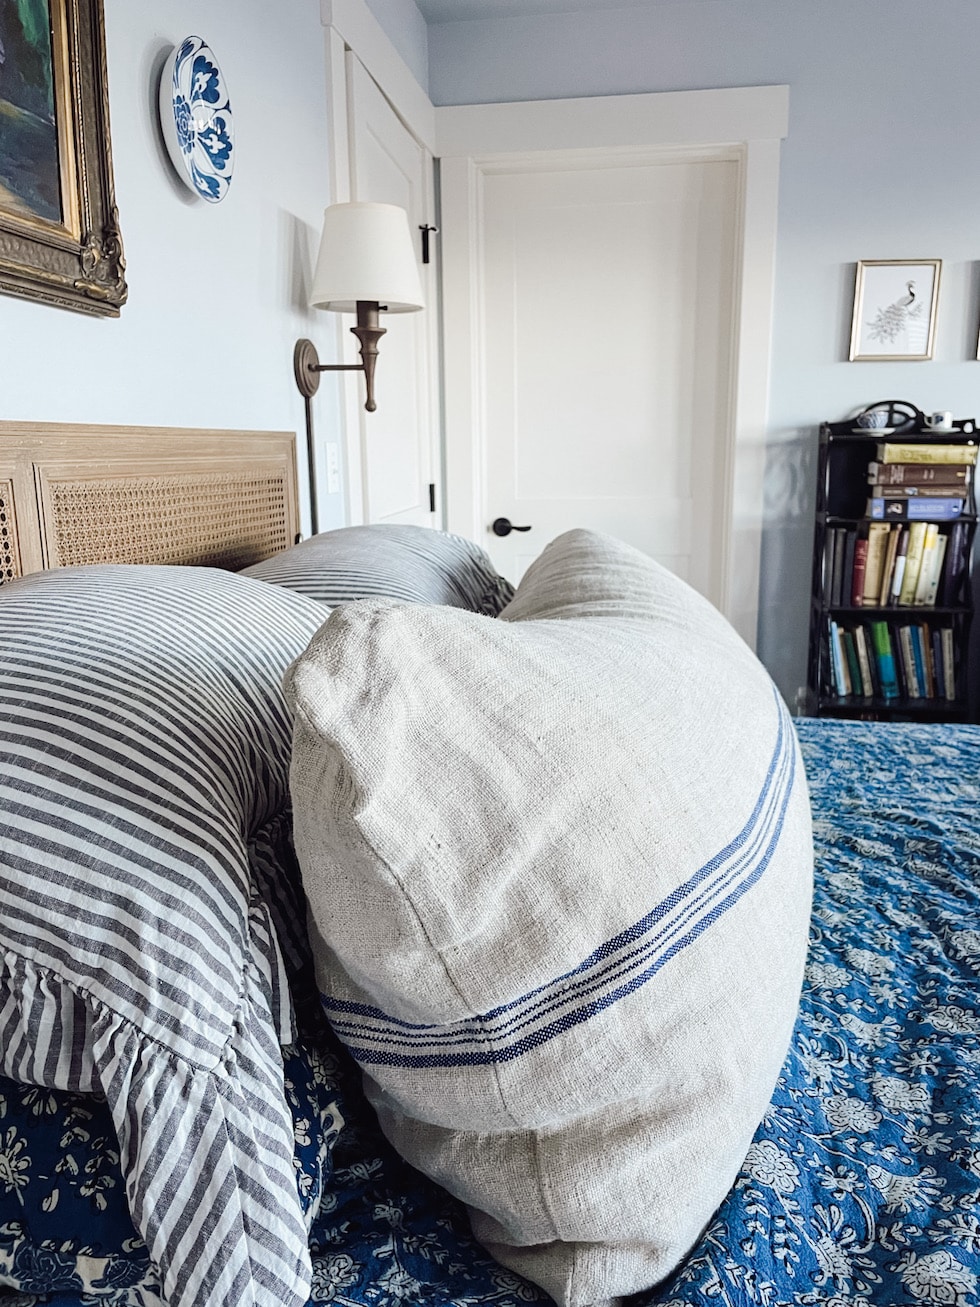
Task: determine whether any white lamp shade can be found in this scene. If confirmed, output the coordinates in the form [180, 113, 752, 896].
[310, 201, 424, 314]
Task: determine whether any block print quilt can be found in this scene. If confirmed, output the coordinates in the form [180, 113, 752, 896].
[1, 717, 978, 1307]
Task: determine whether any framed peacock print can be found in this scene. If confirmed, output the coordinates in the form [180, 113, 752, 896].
[0, 0, 127, 316]
[848, 258, 940, 362]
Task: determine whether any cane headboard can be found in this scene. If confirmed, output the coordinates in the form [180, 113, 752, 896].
[0, 422, 299, 583]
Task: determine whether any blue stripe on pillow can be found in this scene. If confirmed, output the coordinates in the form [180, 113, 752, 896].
[324, 692, 796, 1069]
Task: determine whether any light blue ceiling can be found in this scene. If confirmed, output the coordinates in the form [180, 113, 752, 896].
[414, 0, 655, 23]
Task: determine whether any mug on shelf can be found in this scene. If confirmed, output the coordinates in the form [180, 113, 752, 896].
[924, 410, 954, 432]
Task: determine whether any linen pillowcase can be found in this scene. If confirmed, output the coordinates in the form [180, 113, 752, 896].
[241, 524, 514, 615]
[286, 528, 814, 1307]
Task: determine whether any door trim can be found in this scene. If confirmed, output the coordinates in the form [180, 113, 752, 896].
[437, 88, 787, 650]
[319, 5, 438, 527]
[320, 0, 435, 152]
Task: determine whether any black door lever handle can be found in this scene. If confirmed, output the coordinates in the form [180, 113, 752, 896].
[491, 517, 533, 537]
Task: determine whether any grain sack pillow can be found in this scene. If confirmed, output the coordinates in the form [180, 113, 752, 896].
[241, 523, 514, 615]
[286, 529, 813, 1307]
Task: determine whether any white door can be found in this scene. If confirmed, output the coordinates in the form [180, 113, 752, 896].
[437, 88, 787, 648]
[346, 54, 438, 527]
[477, 155, 737, 594]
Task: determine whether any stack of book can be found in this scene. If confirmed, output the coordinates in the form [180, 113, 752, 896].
[866, 440, 975, 521]
[826, 617, 956, 703]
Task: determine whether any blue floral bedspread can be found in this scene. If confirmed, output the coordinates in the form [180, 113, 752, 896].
[3, 718, 980, 1307]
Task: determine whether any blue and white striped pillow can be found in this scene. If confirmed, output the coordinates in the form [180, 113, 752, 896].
[287, 529, 814, 1307]
[0, 565, 329, 1307]
[240, 524, 514, 615]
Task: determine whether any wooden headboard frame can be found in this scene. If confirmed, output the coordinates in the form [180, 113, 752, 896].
[0, 422, 300, 584]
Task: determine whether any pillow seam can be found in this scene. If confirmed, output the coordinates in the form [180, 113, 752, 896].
[292, 700, 524, 1132]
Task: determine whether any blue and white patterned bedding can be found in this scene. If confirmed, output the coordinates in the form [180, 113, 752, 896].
[2, 717, 979, 1307]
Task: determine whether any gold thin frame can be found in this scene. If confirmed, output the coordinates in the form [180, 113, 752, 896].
[848, 258, 940, 362]
[0, 0, 127, 316]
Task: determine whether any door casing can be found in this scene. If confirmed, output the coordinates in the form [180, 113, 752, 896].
[319, 1, 787, 646]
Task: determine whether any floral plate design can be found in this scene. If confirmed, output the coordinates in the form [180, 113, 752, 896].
[158, 36, 233, 203]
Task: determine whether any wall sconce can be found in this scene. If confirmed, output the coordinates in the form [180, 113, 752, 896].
[294, 201, 424, 533]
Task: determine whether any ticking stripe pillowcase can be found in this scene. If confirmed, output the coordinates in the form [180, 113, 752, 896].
[241, 524, 515, 615]
[286, 529, 814, 1307]
[0, 566, 329, 1307]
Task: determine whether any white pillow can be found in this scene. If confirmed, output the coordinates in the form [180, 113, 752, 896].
[286, 529, 813, 1307]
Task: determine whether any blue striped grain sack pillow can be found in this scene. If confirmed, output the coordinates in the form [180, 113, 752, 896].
[241, 524, 514, 615]
[0, 566, 329, 1307]
[286, 529, 814, 1307]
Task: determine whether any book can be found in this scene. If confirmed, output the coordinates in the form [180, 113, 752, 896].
[919, 533, 947, 607]
[898, 625, 921, 697]
[850, 534, 869, 606]
[869, 620, 899, 699]
[909, 624, 928, 698]
[932, 627, 946, 699]
[888, 528, 909, 604]
[841, 530, 857, 607]
[842, 627, 862, 695]
[825, 528, 841, 595]
[868, 496, 965, 521]
[854, 624, 876, 697]
[878, 525, 901, 606]
[868, 482, 972, 498]
[862, 522, 891, 604]
[939, 521, 968, 605]
[828, 619, 848, 695]
[912, 524, 940, 605]
[826, 620, 840, 694]
[919, 622, 936, 697]
[830, 527, 847, 606]
[941, 627, 956, 700]
[876, 441, 978, 465]
[898, 522, 928, 606]
[868, 461, 973, 485]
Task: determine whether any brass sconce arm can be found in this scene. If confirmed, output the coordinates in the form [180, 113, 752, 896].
[293, 301, 386, 412]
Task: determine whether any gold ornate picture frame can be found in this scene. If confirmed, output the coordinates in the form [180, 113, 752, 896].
[848, 259, 940, 362]
[0, 0, 127, 316]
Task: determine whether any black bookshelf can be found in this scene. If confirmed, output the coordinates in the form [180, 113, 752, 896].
[806, 408, 977, 722]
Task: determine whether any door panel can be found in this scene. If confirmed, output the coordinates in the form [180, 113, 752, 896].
[481, 156, 737, 590]
[347, 54, 437, 527]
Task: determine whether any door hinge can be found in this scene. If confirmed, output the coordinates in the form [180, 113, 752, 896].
[419, 224, 438, 265]
[428, 482, 436, 513]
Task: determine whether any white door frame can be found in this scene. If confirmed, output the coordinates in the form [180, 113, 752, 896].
[317, 0, 787, 644]
[319, 0, 437, 525]
[436, 87, 788, 649]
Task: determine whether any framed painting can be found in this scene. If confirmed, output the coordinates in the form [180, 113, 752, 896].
[0, 0, 126, 316]
[848, 259, 940, 362]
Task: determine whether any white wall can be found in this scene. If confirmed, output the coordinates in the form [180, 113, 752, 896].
[1, 0, 345, 535]
[371, 0, 980, 707]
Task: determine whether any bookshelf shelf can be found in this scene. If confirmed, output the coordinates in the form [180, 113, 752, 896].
[806, 413, 977, 722]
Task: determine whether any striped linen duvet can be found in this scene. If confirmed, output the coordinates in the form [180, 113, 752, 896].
[0, 566, 329, 1307]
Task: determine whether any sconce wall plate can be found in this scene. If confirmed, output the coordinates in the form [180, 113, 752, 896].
[293, 339, 322, 400]
[159, 36, 234, 203]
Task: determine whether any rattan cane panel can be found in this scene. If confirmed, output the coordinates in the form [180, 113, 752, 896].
[45, 471, 291, 571]
[0, 480, 22, 582]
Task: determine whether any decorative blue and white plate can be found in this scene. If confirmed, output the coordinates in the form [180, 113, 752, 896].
[159, 36, 234, 203]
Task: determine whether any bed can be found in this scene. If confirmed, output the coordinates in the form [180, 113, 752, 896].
[0, 422, 978, 1307]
